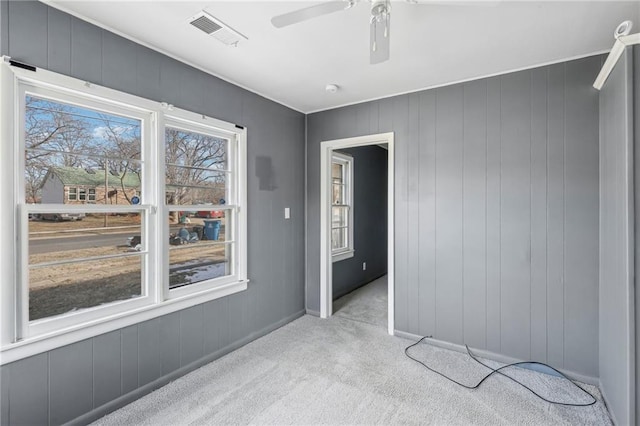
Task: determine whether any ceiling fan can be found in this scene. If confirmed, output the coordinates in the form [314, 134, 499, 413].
[271, 1, 392, 64]
[271, 0, 498, 65]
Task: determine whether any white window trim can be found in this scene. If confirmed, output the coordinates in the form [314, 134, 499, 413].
[331, 151, 354, 262]
[0, 59, 248, 365]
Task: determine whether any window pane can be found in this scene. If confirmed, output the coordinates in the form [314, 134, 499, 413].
[24, 95, 142, 204]
[29, 255, 143, 321]
[165, 166, 227, 206]
[332, 163, 343, 181]
[28, 211, 145, 321]
[165, 127, 228, 206]
[332, 206, 349, 228]
[332, 228, 348, 251]
[29, 212, 143, 261]
[168, 210, 233, 288]
[332, 183, 346, 205]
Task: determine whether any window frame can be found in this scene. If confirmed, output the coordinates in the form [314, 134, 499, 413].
[68, 187, 77, 201]
[331, 151, 354, 262]
[0, 60, 248, 364]
[160, 110, 247, 299]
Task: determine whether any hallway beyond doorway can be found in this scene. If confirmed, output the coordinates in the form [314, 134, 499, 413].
[333, 275, 387, 328]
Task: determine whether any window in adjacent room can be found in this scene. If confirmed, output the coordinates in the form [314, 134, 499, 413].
[331, 151, 354, 262]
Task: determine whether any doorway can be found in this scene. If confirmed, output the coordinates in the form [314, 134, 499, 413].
[319, 132, 394, 335]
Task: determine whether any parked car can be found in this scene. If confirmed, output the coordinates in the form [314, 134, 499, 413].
[40, 213, 85, 221]
[195, 210, 224, 219]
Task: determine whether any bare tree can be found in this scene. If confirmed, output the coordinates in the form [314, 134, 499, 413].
[165, 128, 226, 206]
[24, 96, 93, 202]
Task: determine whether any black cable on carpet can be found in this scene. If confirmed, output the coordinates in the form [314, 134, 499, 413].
[405, 336, 597, 407]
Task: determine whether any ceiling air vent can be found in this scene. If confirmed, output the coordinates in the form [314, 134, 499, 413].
[189, 11, 248, 47]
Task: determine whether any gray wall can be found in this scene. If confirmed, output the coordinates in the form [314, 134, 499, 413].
[599, 47, 635, 426]
[635, 43, 640, 426]
[0, 2, 305, 425]
[332, 145, 388, 300]
[307, 56, 601, 378]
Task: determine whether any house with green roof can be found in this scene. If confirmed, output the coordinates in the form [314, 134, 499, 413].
[41, 166, 141, 205]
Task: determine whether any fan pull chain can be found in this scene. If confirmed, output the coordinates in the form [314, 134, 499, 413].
[373, 19, 377, 52]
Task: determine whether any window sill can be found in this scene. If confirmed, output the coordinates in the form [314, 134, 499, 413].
[332, 250, 355, 263]
[0, 279, 248, 365]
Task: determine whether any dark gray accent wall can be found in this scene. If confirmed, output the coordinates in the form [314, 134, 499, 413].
[0, 2, 305, 425]
[599, 47, 635, 426]
[307, 56, 601, 378]
[332, 145, 388, 300]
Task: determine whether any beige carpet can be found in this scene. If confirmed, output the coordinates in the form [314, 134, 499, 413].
[92, 280, 611, 425]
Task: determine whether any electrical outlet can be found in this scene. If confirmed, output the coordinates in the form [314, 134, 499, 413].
[363, 262, 366, 271]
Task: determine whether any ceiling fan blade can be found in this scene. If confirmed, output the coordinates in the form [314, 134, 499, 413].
[271, 2, 350, 28]
[409, 0, 501, 6]
[370, 15, 390, 64]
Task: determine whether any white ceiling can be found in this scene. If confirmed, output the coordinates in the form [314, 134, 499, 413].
[47, 1, 639, 113]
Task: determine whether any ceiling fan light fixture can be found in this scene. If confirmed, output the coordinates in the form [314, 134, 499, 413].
[370, 0, 391, 64]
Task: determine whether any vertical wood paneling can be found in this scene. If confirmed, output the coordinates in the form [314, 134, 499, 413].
[599, 49, 634, 426]
[70, 17, 102, 83]
[136, 46, 161, 101]
[138, 319, 162, 387]
[393, 95, 409, 332]
[8, 354, 48, 426]
[563, 57, 600, 375]
[546, 63, 566, 368]
[0, 364, 9, 426]
[93, 331, 122, 408]
[499, 71, 531, 360]
[121, 325, 139, 394]
[307, 56, 601, 378]
[159, 311, 180, 376]
[407, 93, 421, 334]
[102, 31, 138, 96]
[530, 67, 548, 363]
[485, 77, 502, 353]
[180, 305, 204, 367]
[7, 0, 48, 67]
[49, 340, 93, 425]
[635, 45, 640, 426]
[418, 91, 436, 336]
[47, 7, 72, 75]
[462, 80, 487, 348]
[0, 1, 8, 60]
[434, 85, 464, 344]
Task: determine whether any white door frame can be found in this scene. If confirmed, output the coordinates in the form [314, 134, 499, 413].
[320, 132, 395, 335]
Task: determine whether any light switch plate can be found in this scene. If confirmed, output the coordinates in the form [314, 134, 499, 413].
[285, 207, 290, 219]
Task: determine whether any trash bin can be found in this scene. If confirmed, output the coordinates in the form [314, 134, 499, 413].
[203, 220, 221, 240]
[192, 225, 204, 241]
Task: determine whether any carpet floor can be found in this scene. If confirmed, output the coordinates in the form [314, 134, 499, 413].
[93, 279, 611, 425]
[333, 275, 388, 328]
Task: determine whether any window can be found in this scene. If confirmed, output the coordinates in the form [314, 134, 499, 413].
[164, 122, 238, 294]
[0, 61, 247, 363]
[331, 152, 354, 262]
